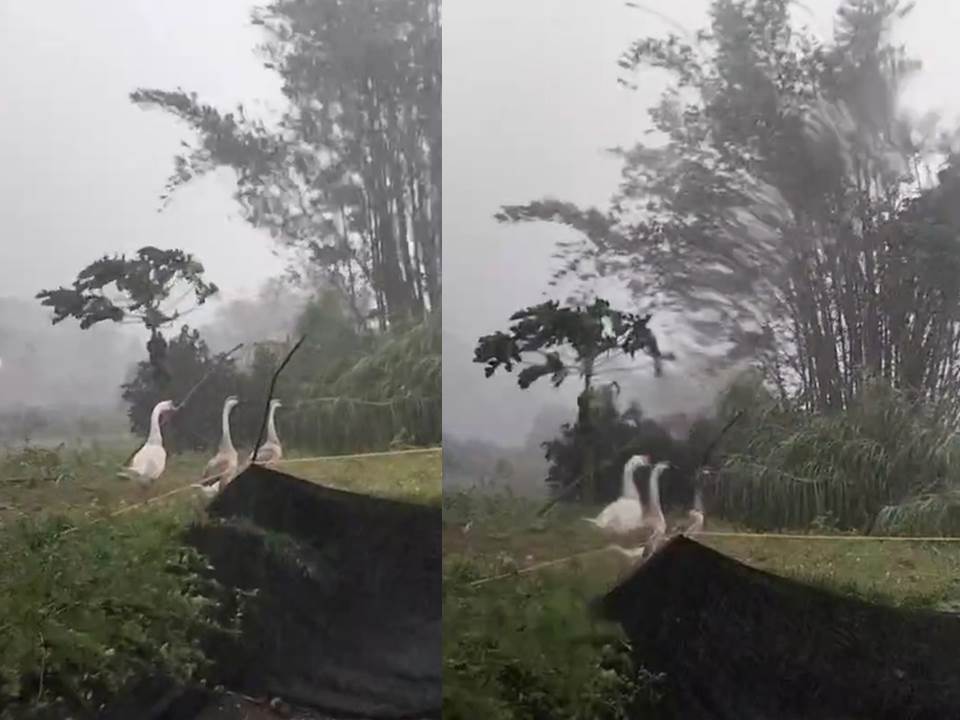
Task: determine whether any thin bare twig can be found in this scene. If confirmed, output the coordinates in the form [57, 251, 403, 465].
[121, 343, 244, 467]
[251, 336, 306, 463]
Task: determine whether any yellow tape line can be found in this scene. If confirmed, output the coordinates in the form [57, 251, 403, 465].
[698, 530, 960, 542]
[463, 530, 960, 588]
[279, 446, 441, 463]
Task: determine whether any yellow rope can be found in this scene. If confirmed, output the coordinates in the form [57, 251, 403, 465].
[697, 530, 960, 542]
[463, 530, 960, 588]
[278, 446, 441, 463]
[467, 546, 614, 588]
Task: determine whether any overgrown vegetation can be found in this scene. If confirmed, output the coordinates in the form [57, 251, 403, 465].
[498, 0, 960, 419]
[0, 505, 235, 718]
[121, 304, 440, 456]
[442, 492, 664, 720]
[131, 0, 440, 328]
[441, 486, 960, 718]
[706, 372, 960, 534]
[0, 444, 441, 717]
[475, 299, 672, 501]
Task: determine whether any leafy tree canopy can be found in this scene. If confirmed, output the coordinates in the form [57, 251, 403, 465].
[37, 247, 218, 380]
[496, 0, 960, 413]
[474, 298, 673, 389]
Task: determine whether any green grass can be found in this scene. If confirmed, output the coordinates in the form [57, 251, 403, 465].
[0, 445, 441, 525]
[0, 443, 441, 717]
[442, 490, 960, 718]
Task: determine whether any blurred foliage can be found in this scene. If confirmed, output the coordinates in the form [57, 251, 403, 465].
[0, 446, 75, 488]
[443, 560, 663, 720]
[475, 298, 673, 502]
[130, 0, 440, 327]
[541, 384, 713, 510]
[121, 325, 239, 453]
[706, 373, 960, 533]
[497, 0, 960, 417]
[475, 299, 671, 388]
[120, 289, 440, 455]
[0, 506, 237, 717]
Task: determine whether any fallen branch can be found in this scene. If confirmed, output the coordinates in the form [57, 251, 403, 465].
[251, 336, 306, 463]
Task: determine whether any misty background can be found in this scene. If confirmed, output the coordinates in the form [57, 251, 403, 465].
[0, 0, 302, 438]
[1, 0, 440, 457]
[442, 0, 960, 493]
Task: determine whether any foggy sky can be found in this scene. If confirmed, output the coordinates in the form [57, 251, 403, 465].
[0, 0, 296, 409]
[443, 0, 960, 447]
[0, 0, 287, 314]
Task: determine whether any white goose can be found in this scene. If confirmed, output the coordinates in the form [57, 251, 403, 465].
[584, 454, 650, 535]
[193, 395, 240, 498]
[118, 400, 176, 487]
[250, 398, 283, 466]
[682, 469, 706, 535]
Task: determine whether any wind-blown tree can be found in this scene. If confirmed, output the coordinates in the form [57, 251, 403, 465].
[496, 0, 960, 415]
[36, 247, 218, 381]
[130, 0, 441, 329]
[474, 298, 672, 500]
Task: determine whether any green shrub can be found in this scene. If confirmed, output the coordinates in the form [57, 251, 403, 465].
[0, 505, 234, 717]
[442, 560, 663, 719]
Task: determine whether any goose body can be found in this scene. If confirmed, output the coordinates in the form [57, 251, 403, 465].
[118, 400, 175, 486]
[193, 396, 240, 498]
[584, 454, 650, 534]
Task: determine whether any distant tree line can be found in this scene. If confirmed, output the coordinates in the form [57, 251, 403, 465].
[122, 290, 440, 455]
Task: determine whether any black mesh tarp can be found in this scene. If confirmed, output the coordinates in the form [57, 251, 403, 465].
[594, 535, 960, 720]
[188, 464, 441, 719]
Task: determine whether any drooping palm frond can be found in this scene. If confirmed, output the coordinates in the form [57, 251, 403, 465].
[278, 316, 440, 453]
[872, 490, 960, 537]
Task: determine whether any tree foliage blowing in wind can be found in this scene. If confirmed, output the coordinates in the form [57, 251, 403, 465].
[497, 0, 960, 416]
[36, 247, 218, 381]
[130, 0, 441, 329]
[474, 299, 672, 501]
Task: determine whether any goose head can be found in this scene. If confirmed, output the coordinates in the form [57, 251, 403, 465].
[650, 460, 673, 483]
[224, 395, 240, 412]
[269, 399, 283, 411]
[154, 399, 177, 418]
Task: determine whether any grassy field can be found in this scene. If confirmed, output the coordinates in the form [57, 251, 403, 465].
[0, 444, 441, 525]
[0, 443, 441, 717]
[441, 491, 960, 719]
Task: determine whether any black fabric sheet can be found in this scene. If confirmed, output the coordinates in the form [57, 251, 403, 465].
[594, 535, 960, 720]
[190, 464, 441, 719]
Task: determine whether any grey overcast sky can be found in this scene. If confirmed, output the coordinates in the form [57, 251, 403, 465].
[0, 0, 287, 313]
[443, 0, 960, 446]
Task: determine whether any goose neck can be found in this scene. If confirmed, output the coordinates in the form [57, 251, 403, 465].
[219, 403, 235, 452]
[266, 405, 279, 444]
[648, 467, 665, 516]
[147, 405, 165, 446]
[621, 458, 642, 499]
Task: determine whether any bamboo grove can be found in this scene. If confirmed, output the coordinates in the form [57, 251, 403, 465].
[131, 0, 441, 329]
[497, 0, 960, 419]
